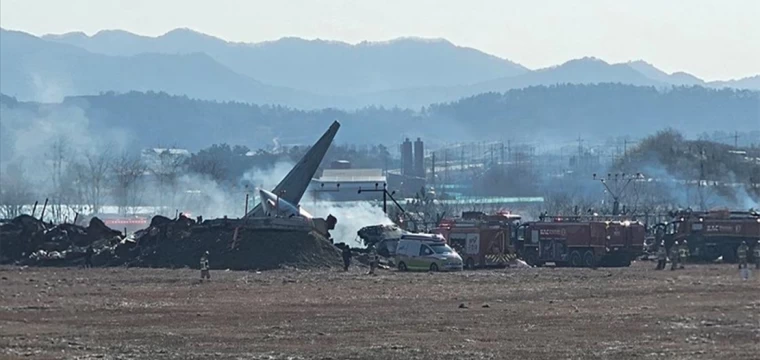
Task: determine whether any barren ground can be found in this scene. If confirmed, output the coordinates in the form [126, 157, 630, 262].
[1, 262, 758, 360]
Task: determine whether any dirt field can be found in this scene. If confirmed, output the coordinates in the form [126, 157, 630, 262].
[1, 262, 758, 360]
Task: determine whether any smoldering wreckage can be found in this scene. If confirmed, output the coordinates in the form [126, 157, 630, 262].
[2, 120, 758, 271]
[1, 121, 347, 270]
[0, 213, 343, 270]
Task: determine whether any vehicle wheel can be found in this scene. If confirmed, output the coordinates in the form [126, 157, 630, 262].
[570, 251, 583, 267]
[466, 258, 475, 270]
[398, 262, 407, 272]
[583, 250, 596, 268]
[523, 251, 538, 266]
[429, 263, 439, 272]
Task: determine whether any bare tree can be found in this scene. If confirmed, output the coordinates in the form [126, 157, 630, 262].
[0, 162, 34, 218]
[147, 147, 188, 213]
[111, 152, 147, 215]
[73, 150, 113, 215]
[46, 136, 77, 222]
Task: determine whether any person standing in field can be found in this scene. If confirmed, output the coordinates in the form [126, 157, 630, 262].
[737, 241, 749, 270]
[341, 245, 352, 271]
[753, 240, 760, 270]
[670, 241, 680, 271]
[200, 251, 211, 281]
[84, 245, 94, 268]
[678, 240, 689, 269]
[655, 241, 667, 270]
[368, 245, 378, 275]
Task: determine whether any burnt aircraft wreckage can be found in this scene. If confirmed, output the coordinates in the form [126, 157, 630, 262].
[244, 120, 340, 237]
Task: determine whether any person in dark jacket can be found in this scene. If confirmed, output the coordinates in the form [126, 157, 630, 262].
[341, 245, 352, 271]
[84, 246, 94, 268]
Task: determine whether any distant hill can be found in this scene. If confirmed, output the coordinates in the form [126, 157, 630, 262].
[624, 60, 705, 86]
[2, 85, 757, 153]
[0, 29, 327, 108]
[3, 28, 759, 109]
[710, 75, 760, 90]
[42, 28, 528, 96]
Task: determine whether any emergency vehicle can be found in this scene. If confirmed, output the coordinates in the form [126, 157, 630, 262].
[516, 216, 645, 267]
[433, 211, 521, 269]
[656, 209, 760, 262]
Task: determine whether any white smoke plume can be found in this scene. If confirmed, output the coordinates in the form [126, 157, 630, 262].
[309, 200, 393, 246]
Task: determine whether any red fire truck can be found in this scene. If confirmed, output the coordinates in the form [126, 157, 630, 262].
[657, 209, 760, 262]
[516, 217, 645, 267]
[433, 211, 521, 269]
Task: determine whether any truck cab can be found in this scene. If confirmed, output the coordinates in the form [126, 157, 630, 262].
[433, 212, 520, 269]
[661, 210, 760, 262]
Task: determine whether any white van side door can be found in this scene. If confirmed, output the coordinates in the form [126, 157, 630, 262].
[407, 241, 421, 257]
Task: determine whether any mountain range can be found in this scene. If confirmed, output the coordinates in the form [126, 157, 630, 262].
[1, 27, 758, 109]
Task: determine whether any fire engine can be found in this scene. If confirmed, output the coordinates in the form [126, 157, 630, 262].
[655, 209, 760, 262]
[516, 216, 645, 267]
[433, 211, 521, 269]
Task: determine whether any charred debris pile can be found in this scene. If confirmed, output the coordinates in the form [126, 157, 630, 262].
[0, 215, 342, 270]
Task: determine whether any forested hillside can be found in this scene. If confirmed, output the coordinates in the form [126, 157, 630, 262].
[1, 84, 758, 152]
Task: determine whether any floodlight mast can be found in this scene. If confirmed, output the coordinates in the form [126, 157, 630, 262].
[593, 172, 643, 216]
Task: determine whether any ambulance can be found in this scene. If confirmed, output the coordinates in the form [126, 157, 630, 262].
[395, 233, 463, 272]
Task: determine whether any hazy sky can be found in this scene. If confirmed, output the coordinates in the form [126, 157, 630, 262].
[2, 0, 758, 81]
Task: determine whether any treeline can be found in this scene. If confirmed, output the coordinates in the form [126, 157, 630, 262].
[613, 129, 760, 211]
[2, 83, 757, 151]
[0, 141, 395, 220]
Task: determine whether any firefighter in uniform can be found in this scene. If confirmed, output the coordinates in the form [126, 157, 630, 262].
[737, 241, 749, 269]
[678, 240, 689, 269]
[368, 245, 378, 275]
[200, 251, 211, 281]
[656, 241, 667, 270]
[670, 241, 680, 271]
[754, 240, 760, 270]
[341, 245, 352, 271]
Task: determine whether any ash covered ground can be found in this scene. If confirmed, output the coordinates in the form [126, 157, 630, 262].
[1, 262, 758, 359]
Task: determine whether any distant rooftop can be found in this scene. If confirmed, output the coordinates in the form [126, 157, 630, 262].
[144, 148, 191, 156]
[317, 168, 385, 183]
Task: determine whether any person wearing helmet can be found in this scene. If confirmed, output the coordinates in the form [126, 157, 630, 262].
[200, 251, 211, 281]
[670, 241, 680, 271]
[737, 241, 749, 270]
[656, 241, 667, 270]
[754, 240, 760, 270]
[678, 240, 689, 269]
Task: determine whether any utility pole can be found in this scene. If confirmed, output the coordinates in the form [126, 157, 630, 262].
[431, 152, 436, 188]
[490, 144, 494, 166]
[734, 131, 739, 148]
[461, 146, 465, 173]
[698, 145, 706, 211]
[500, 142, 505, 166]
[444, 149, 449, 189]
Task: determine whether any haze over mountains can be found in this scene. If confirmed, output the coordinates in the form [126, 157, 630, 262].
[1, 27, 758, 109]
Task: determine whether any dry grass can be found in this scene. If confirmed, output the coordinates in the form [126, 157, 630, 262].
[1, 262, 758, 359]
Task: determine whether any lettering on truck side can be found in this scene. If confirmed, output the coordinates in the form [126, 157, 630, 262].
[538, 228, 567, 237]
[705, 225, 742, 233]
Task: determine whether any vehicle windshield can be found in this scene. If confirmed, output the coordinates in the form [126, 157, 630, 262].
[429, 243, 454, 254]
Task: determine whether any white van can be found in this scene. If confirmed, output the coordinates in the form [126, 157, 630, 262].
[395, 233, 463, 272]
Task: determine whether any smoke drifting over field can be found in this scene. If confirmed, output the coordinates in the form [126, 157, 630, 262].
[0, 99, 393, 244]
[1, 96, 757, 237]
